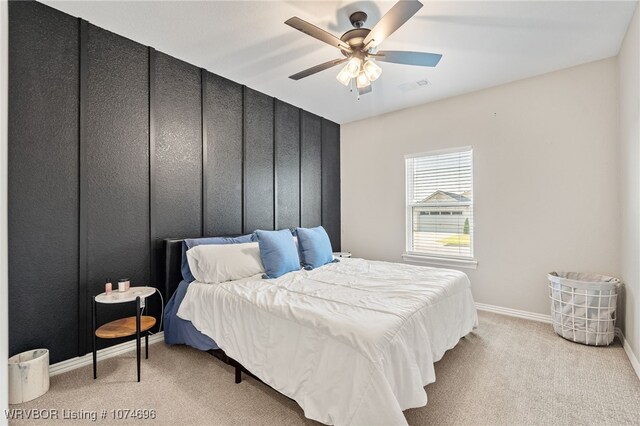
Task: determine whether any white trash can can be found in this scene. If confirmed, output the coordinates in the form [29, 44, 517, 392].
[8, 349, 50, 404]
[548, 272, 620, 346]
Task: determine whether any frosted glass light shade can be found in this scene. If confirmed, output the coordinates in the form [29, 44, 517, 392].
[356, 71, 370, 88]
[363, 60, 382, 82]
[336, 65, 351, 86]
[345, 57, 362, 78]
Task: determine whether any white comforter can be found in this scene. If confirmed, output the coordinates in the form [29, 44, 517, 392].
[178, 258, 477, 425]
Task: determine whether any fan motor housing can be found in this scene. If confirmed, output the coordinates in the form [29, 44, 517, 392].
[349, 11, 368, 28]
[340, 28, 371, 52]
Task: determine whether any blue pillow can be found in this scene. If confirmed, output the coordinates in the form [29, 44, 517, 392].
[255, 229, 300, 279]
[296, 226, 335, 270]
[181, 234, 254, 282]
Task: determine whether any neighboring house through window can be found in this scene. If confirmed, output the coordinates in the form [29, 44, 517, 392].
[405, 147, 474, 260]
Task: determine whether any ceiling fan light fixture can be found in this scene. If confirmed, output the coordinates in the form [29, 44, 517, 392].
[345, 57, 362, 78]
[363, 59, 382, 82]
[285, 0, 441, 98]
[336, 66, 352, 86]
[356, 71, 371, 89]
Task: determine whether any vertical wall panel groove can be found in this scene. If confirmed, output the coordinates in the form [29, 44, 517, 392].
[8, 1, 80, 363]
[299, 112, 303, 227]
[242, 86, 245, 235]
[148, 47, 157, 292]
[78, 18, 88, 356]
[273, 98, 278, 230]
[201, 69, 208, 236]
[242, 86, 247, 233]
[320, 118, 324, 226]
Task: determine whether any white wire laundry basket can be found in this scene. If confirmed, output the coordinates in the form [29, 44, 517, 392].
[548, 272, 620, 346]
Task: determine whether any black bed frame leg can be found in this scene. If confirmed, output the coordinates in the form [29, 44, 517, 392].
[235, 363, 242, 384]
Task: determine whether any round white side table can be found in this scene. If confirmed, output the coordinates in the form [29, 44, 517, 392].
[95, 286, 155, 304]
[92, 286, 157, 382]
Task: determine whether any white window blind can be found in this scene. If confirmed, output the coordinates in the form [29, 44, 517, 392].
[406, 148, 473, 259]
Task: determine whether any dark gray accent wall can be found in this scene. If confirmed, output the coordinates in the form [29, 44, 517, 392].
[153, 52, 202, 240]
[322, 119, 341, 251]
[275, 100, 301, 230]
[204, 73, 243, 235]
[243, 88, 275, 232]
[84, 24, 151, 348]
[300, 111, 322, 228]
[8, 1, 80, 363]
[8, 1, 340, 364]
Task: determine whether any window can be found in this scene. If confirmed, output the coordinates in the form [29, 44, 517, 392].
[405, 147, 473, 260]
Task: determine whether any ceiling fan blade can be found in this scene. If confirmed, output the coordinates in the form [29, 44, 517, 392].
[289, 58, 348, 80]
[358, 85, 372, 96]
[375, 51, 442, 67]
[362, 0, 423, 49]
[285, 17, 351, 51]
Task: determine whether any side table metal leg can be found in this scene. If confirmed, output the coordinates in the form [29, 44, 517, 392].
[92, 296, 97, 379]
[145, 331, 149, 359]
[136, 296, 141, 382]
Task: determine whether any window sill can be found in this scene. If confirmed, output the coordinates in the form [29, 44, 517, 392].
[401, 253, 478, 270]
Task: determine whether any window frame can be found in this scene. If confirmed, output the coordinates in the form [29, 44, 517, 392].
[403, 146, 477, 269]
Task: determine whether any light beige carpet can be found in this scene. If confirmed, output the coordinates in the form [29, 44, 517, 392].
[9, 311, 640, 425]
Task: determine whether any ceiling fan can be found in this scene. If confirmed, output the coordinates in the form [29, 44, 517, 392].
[285, 0, 442, 96]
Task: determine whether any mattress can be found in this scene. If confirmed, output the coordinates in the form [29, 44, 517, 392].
[177, 258, 477, 425]
[164, 274, 269, 350]
[163, 279, 219, 351]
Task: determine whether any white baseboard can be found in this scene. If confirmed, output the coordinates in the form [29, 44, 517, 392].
[475, 302, 552, 323]
[615, 328, 640, 381]
[475, 302, 640, 381]
[49, 332, 165, 377]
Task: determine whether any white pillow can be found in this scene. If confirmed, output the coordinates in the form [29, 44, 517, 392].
[186, 242, 265, 283]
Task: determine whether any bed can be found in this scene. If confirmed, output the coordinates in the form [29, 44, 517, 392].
[162, 238, 477, 425]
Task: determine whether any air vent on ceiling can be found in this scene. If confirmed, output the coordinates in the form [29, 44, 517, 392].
[399, 79, 430, 91]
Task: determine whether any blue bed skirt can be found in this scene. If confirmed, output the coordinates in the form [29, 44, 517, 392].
[163, 280, 219, 351]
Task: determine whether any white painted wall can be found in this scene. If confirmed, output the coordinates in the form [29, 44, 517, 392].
[618, 3, 640, 366]
[1, 1, 9, 423]
[341, 58, 620, 317]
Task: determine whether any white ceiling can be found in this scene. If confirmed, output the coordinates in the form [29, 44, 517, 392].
[44, 1, 637, 124]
